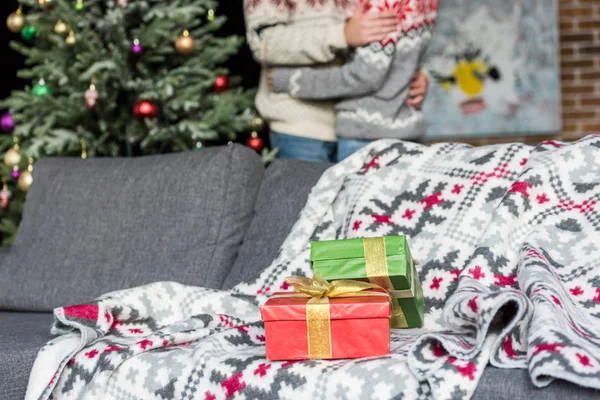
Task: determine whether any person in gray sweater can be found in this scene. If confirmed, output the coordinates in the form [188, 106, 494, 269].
[270, 0, 439, 161]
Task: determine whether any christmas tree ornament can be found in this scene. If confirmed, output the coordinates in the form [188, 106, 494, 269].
[0, 183, 11, 209]
[117, 0, 128, 8]
[21, 25, 37, 40]
[65, 31, 77, 46]
[133, 100, 159, 120]
[250, 116, 264, 132]
[247, 132, 264, 152]
[4, 137, 21, 168]
[131, 38, 143, 55]
[1, 113, 16, 133]
[80, 140, 87, 159]
[6, 6, 26, 33]
[75, 0, 84, 11]
[39, 0, 55, 10]
[11, 166, 20, 179]
[85, 81, 98, 109]
[207, 9, 215, 21]
[32, 79, 51, 97]
[175, 30, 195, 55]
[18, 159, 34, 192]
[195, 141, 203, 150]
[214, 75, 230, 93]
[54, 20, 68, 35]
[4, 148, 21, 168]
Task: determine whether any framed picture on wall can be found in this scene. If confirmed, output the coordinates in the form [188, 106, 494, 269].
[423, 0, 561, 139]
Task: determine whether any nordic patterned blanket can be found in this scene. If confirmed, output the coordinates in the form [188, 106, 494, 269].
[26, 138, 600, 400]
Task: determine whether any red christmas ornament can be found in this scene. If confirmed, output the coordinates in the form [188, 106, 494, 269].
[133, 100, 159, 119]
[214, 75, 230, 93]
[247, 132, 264, 152]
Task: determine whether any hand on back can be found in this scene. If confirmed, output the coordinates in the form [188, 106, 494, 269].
[344, 0, 398, 48]
[406, 71, 429, 110]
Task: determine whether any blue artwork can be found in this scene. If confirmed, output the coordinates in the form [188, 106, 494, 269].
[423, 0, 560, 138]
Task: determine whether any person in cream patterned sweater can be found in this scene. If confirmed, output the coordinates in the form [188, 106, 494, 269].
[244, 0, 430, 162]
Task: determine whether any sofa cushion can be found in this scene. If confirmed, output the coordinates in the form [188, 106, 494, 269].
[222, 159, 331, 289]
[0, 312, 54, 400]
[0, 145, 264, 311]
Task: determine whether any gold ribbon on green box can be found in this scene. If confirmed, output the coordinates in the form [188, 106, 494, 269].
[363, 237, 410, 328]
[274, 275, 388, 359]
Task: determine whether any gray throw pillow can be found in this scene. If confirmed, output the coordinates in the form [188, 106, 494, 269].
[0, 145, 264, 311]
[222, 159, 330, 289]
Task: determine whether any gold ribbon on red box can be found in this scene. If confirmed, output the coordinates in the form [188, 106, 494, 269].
[272, 275, 388, 359]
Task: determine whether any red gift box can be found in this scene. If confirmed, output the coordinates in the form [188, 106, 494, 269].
[260, 292, 391, 361]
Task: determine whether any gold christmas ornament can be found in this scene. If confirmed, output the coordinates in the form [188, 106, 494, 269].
[3, 137, 21, 168]
[3, 148, 21, 168]
[18, 159, 34, 192]
[66, 30, 76, 46]
[6, 6, 26, 33]
[175, 30, 195, 55]
[54, 20, 68, 35]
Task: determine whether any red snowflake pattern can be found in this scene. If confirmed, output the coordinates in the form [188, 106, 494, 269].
[271, 0, 296, 10]
[334, 0, 352, 9]
[244, 0, 262, 13]
[306, 0, 327, 7]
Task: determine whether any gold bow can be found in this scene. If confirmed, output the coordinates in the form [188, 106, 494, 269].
[284, 275, 382, 298]
[278, 275, 387, 359]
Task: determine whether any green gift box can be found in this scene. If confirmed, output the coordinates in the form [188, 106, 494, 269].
[310, 236, 424, 328]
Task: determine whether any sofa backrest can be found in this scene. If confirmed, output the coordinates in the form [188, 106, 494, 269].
[0, 145, 264, 311]
[222, 159, 331, 289]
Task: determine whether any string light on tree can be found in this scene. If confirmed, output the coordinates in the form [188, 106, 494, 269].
[65, 30, 77, 46]
[207, 9, 215, 21]
[1, 113, 16, 133]
[175, 30, 195, 55]
[214, 75, 230, 93]
[75, 0, 84, 11]
[133, 100, 159, 120]
[18, 158, 34, 192]
[131, 38, 143, 55]
[6, 6, 26, 33]
[54, 20, 68, 35]
[21, 25, 36, 40]
[32, 79, 51, 97]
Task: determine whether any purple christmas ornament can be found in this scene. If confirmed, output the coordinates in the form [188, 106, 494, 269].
[132, 38, 143, 55]
[1, 113, 15, 133]
[11, 167, 20, 179]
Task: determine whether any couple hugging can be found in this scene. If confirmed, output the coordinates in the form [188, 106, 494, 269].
[244, 0, 438, 162]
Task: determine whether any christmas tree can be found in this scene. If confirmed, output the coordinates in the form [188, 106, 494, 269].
[1, 0, 267, 245]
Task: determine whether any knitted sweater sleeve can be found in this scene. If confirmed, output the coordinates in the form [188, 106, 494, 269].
[270, 45, 395, 99]
[244, 6, 347, 65]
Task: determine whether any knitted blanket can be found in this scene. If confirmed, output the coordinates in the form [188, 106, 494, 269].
[26, 138, 600, 400]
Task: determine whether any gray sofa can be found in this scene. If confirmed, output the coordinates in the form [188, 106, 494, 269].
[0, 145, 598, 399]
